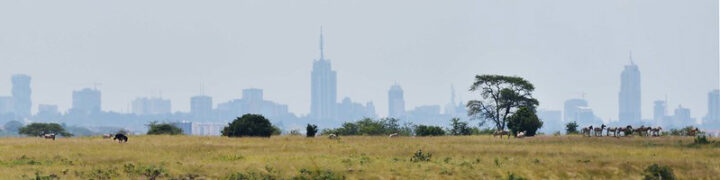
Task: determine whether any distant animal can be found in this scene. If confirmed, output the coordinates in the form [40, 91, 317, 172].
[493, 130, 510, 139]
[516, 131, 526, 138]
[606, 127, 618, 137]
[593, 124, 606, 137]
[113, 134, 128, 143]
[634, 126, 650, 136]
[617, 125, 632, 137]
[43, 133, 56, 140]
[102, 134, 114, 139]
[581, 126, 593, 137]
[650, 127, 662, 136]
[688, 128, 700, 136]
[328, 134, 339, 139]
[389, 133, 399, 138]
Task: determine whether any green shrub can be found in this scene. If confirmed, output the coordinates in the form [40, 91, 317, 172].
[222, 114, 274, 137]
[320, 118, 411, 136]
[410, 149, 432, 162]
[414, 125, 445, 136]
[643, 164, 675, 180]
[565, 121, 579, 134]
[306, 124, 318, 137]
[449, 118, 473, 136]
[507, 106, 543, 136]
[694, 135, 711, 144]
[146, 122, 183, 135]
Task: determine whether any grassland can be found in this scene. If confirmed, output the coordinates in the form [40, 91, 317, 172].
[0, 135, 718, 179]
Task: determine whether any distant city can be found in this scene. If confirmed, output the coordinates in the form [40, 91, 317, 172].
[0, 31, 718, 135]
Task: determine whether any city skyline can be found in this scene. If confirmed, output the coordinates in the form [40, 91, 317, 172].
[0, 0, 717, 121]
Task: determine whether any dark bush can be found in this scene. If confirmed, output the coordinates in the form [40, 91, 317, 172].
[146, 122, 183, 135]
[449, 118, 473, 136]
[306, 124, 318, 137]
[507, 106, 543, 136]
[565, 121, 579, 134]
[643, 164, 675, 180]
[222, 114, 274, 137]
[321, 118, 411, 136]
[414, 125, 445, 136]
[410, 149, 432, 162]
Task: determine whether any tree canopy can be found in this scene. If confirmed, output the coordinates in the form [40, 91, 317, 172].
[18, 123, 73, 137]
[222, 114, 274, 137]
[306, 124, 318, 137]
[507, 106, 543, 136]
[467, 75, 539, 131]
[146, 122, 183, 135]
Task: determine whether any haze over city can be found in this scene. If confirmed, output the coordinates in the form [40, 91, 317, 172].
[0, 0, 717, 133]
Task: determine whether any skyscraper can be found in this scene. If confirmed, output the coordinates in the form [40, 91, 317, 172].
[310, 28, 337, 122]
[388, 84, 405, 118]
[618, 53, 641, 123]
[132, 97, 171, 115]
[71, 88, 102, 114]
[653, 100, 667, 124]
[190, 95, 212, 121]
[563, 98, 588, 122]
[705, 89, 720, 124]
[12, 74, 31, 118]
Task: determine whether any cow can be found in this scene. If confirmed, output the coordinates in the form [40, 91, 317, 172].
[328, 134, 339, 139]
[688, 128, 700, 136]
[102, 134, 114, 139]
[516, 131, 526, 138]
[113, 134, 128, 143]
[389, 133, 399, 138]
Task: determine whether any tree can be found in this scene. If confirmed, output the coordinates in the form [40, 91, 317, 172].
[565, 121, 579, 134]
[415, 125, 446, 136]
[306, 124, 318, 137]
[467, 75, 538, 131]
[272, 126, 282, 135]
[146, 122, 183, 135]
[507, 106, 543, 136]
[4, 120, 23, 134]
[18, 123, 73, 137]
[449, 118, 472, 136]
[222, 114, 274, 137]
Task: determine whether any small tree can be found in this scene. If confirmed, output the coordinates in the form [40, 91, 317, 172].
[222, 114, 274, 137]
[146, 122, 183, 135]
[565, 121, 579, 134]
[18, 123, 73, 137]
[467, 75, 539, 131]
[306, 124, 318, 137]
[415, 125, 445, 136]
[507, 106, 543, 136]
[449, 118, 472, 136]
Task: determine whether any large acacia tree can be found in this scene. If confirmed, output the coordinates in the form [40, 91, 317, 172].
[466, 75, 538, 131]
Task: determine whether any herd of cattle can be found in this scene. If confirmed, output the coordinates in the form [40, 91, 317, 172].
[40, 133, 128, 142]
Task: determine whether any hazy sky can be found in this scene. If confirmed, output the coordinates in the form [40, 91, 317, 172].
[0, 0, 717, 121]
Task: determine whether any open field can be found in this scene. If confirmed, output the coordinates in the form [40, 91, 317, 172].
[0, 135, 719, 179]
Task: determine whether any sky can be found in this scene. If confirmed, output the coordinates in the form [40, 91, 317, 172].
[0, 0, 717, 121]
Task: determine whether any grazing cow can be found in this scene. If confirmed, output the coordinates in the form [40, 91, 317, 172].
[113, 134, 128, 143]
[581, 126, 593, 137]
[389, 133, 399, 138]
[650, 127, 662, 136]
[43, 133, 56, 140]
[516, 131, 526, 138]
[606, 127, 618, 137]
[688, 128, 700, 136]
[593, 124, 606, 137]
[328, 134, 339, 139]
[102, 134, 114, 139]
[493, 130, 510, 139]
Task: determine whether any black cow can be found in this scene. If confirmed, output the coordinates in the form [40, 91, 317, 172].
[113, 134, 128, 143]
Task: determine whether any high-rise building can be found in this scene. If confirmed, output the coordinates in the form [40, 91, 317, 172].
[132, 97, 171, 115]
[563, 98, 588, 122]
[388, 84, 405, 118]
[618, 53, 641, 123]
[0, 96, 13, 115]
[673, 105, 693, 126]
[38, 104, 59, 115]
[190, 95, 212, 121]
[704, 89, 720, 124]
[243, 88, 264, 113]
[71, 88, 101, 114]
[12, 74, 31, 118]
[653, 100, 667, 125]
[310, 28, 337, 122]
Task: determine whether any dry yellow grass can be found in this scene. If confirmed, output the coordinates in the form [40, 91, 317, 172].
[0, 135, 718, 179]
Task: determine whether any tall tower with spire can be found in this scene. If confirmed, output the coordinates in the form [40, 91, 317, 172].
[310, 27, 338, 123]
[619, 51, 642, 123]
